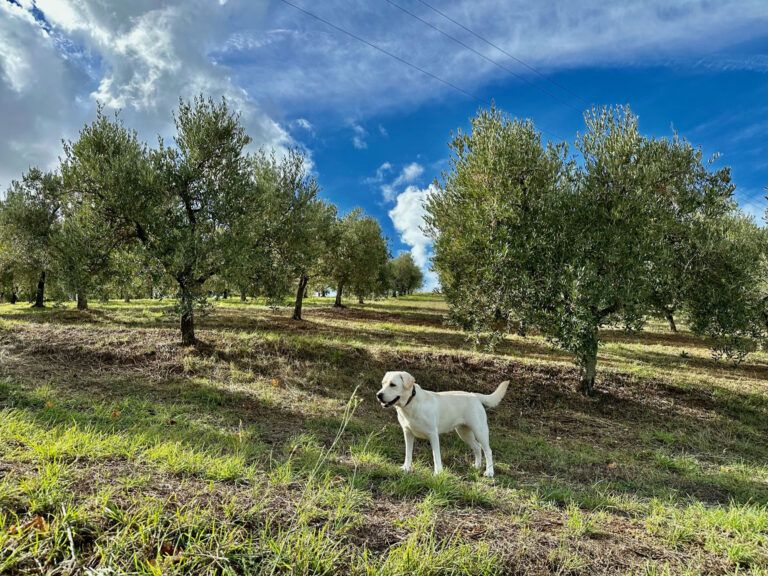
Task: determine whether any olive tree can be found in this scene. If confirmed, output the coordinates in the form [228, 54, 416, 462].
[63, 97, 254, 344]
[218, 149, 330, 316]
[686, 214, 767, 362]
[427, 105, 748, 395]
[426, 106, 568, 340]
[287, 196, 337, 320]
[388, 252, 424, 296]
[328, 210, 388, 307]
[0, 168, 64, 308]
[53, 199, 122, 310]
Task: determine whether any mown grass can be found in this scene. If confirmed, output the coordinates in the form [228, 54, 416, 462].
[0, 294, 767, 574]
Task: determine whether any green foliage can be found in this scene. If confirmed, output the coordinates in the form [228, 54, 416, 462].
[685, 215, 767, 363]
[0, 168, 64, 306]
[63, 97, 258, 343]
[52, 198, 120, 308]
[388, 252, 424, 296]
[328, 209, 389, 305]
[427, 104, 765, 394]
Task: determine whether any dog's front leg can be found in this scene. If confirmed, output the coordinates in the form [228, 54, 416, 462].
[429, 433, 443, 475]
[402, 428, 414, 472]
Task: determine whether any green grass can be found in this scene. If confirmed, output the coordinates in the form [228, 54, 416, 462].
[1, 294, 767, 574]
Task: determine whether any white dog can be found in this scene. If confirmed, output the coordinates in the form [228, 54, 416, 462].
[377, 371, 509, 477]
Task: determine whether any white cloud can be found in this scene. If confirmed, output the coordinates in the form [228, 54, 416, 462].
[0, 0, 290, 191]
[389, 184, 439, 290]
[351, 122, 367, 149]
[293, 118, 313, 131]
[377, 162, 425, 202]
[220, 1, 768, 116]
[0, 1, 87, 187]
[394, 162, 424, 186]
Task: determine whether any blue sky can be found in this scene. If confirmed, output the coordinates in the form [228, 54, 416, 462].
[1, 1, 767, 288]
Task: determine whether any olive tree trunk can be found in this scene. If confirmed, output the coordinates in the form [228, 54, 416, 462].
[292, 274, 309, 321]
[77, 292, 88, 310]
[179, 286, 196, 345]
[32, 271, 46, 308]
[334, 283, 344, 308]
[665, 310, 677, 333]
[578, 326, 599, 396]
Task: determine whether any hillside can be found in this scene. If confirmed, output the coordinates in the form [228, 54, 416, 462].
[1, 294, 767, 574]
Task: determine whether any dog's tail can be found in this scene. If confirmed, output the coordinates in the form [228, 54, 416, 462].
[477, 380, 509, 409]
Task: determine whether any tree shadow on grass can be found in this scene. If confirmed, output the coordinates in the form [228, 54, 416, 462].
[605, 346, 768, 383]
[2, 316, 767, 508]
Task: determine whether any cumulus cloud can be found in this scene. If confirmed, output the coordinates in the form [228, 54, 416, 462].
[394, 163, 424, 186]
[389, 184, 439, 290]
[0, 0, 290, 190]
[373, 162, 426, 202]
[0, 1, 89, 187]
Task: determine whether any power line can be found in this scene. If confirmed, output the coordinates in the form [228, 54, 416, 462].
[278, 0, 477, 101]
[414, 0, 590, 109]
[384, 0, 583, 115]
[279, 0, 566, 141]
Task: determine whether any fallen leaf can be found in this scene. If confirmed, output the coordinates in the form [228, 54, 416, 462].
[29, 516, 49, 532]
[111, 410, 121, 418]
[271, 378, 280, 387]
[45, 401, 54, 409]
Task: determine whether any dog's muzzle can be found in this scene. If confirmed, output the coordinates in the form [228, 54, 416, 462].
[377, 392, 399, 408]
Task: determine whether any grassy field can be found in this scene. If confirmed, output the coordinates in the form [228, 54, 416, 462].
[1, 294, 767, 575]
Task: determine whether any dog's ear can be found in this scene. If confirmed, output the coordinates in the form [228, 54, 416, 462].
[402, 372, 416, 390]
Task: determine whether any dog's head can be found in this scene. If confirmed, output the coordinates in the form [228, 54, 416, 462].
[377, 371, 415, 408]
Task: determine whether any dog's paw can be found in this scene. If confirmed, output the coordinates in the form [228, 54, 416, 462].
[400, 464, 412, 472]
[483, 469, 495, 478]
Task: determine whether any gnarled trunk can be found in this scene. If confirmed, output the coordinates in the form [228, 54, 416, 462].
[32, 271, 45, 308]
[293, 274, 309, 321]
[358, 295, 364, 304]
[240, 289, 247, 302]
[334, 283, 344, 308]
[179, 287, 196, 345]
[77, 292, 88, 310]
[665, 310, 677, 333]
[10, 287, 17, 304]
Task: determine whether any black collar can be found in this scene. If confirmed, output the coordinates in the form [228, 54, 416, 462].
[404, 387, 416, 407]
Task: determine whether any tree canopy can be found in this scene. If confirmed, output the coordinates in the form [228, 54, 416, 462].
[427, 104, 766, 395]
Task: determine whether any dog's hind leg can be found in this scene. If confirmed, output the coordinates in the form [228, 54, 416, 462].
[456, 425, 482, 470]
[473, 423, 494, 477]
